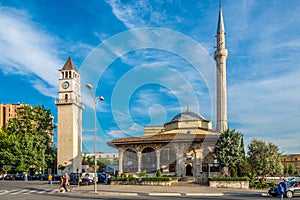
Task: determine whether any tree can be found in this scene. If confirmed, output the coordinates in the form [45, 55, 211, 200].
[288, 164, 296, 175]
[247, 139, 283, 180]
[1, 165, 11, 181]
[0, 105, 56, 173]
[214, 129, 245, 177]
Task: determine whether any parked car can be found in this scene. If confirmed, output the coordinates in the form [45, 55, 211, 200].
[52, 174, 61, 181]
[4, 174, 16, 180]
[269, 180, 300, 198]
[35, 174, 48, 181]
[69, 173, 94, 186]
[97, 173, 105, 183]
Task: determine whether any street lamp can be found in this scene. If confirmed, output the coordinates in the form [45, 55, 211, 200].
[85, 83, 104, 193]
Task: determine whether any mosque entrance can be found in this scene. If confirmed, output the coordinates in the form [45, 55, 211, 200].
[185, 164, 193, 176]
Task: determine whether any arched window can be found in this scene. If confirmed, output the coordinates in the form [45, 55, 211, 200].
[65, 94, 68, 101]
[141, 147, 156, 173]
[123, 149, 138, 173]
[160, 147, 176, 172]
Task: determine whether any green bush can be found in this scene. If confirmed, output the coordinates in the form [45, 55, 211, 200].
[140, 170, 147, 177]
[156, 169, 162, 177]
[250, 182, 277, 189]
[209, 177, 249, 181]
[142, 177, 172, 181]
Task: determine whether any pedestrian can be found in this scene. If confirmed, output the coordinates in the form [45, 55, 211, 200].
[48, 174, 53, 185]
[24, 173, 28, 181]
[59, 175, 68, 192]
[107, 174, 111, 185]
[65, 173, 70, 186]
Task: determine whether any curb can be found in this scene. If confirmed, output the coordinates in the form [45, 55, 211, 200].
[149, 193, 181, 196]
[185, 193, 224, 196]
[89, 191, 138, 196]
[83, 191, 225, 197]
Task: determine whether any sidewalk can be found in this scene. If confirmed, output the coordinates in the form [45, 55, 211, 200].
[70, 183, 268, 197]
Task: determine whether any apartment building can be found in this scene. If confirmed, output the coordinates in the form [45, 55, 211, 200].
[0, 103, 26, 129]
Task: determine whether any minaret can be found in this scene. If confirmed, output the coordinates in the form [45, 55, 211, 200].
[214, 2, 228, 133]
[55, 57, 84, 173]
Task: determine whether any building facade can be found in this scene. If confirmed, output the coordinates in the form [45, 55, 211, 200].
[84, 152, 118, 163]
[282, 154, 300, 175]
[108, 109, 221, 182]
[107, 4, 228, 182]
[55, 57, 84, 173]
[0, 103, 26, 129]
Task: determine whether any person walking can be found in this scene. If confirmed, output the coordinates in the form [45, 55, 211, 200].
[59, 175, 68, 192]
[65, 173, 70, 186]
[48, 174, 53, 185]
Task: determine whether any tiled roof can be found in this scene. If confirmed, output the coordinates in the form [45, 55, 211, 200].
[107, 133, 219, 147]
[61, 57, 77, 71]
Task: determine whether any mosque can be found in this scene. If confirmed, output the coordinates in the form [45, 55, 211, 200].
[107, 4, 228, 183]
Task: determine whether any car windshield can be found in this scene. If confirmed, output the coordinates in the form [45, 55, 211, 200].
[286, 180, 297, 187]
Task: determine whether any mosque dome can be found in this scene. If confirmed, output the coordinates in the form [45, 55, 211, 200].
[170, 109, 206, 122]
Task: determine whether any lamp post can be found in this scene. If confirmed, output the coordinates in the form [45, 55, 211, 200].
[86, 83, 104, 193]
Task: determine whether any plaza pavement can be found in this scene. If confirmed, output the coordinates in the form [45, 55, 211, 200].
[69, 183, 269, 197]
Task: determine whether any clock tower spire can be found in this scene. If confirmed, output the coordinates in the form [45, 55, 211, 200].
[55, 57, 84, 173]
[214, 2, 228, 133]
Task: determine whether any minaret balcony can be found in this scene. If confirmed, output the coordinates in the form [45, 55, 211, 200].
[214, 49, 228, 59]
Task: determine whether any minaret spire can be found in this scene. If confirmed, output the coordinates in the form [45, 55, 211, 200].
[217, 0, 225, 33]
[214, 2, 228, 133]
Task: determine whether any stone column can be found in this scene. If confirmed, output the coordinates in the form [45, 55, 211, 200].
[176, 145, 184, 177]
[156, 150, 160, 170]
[118, 149, 123, 174]
[194, 149, 203, 177]
[137, 151, 142, 173]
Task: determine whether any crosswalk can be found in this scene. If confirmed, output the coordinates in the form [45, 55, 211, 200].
[0, 188, 59, 195]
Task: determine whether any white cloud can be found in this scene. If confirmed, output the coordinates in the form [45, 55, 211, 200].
[0, 7, 62, 97]
[229, 69, 300, 153]
[106, 0, 184, 29]
[106, 123, 143, 139]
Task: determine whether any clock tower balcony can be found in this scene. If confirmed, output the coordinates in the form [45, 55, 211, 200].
[55, 98, 84, 108]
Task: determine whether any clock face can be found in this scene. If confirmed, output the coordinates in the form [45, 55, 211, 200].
[62, 81, 69, 89]
[75, 84, 79, 91]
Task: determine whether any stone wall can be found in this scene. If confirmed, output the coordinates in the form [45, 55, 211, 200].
[209, 181, 249, 189]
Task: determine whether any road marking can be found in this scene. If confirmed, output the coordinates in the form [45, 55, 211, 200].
[0, 190, 9, 195]
[185, 193, 224, 196]
[10, 189, 29, 194]
[0, 188, 58, 195]
[7, 190, 18, 194]
[149, 193, 181, 196]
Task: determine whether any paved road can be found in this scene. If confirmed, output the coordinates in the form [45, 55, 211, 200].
[1, 180, 300, 200]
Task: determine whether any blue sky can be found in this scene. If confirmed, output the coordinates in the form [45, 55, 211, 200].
[0, 0, 299, 154]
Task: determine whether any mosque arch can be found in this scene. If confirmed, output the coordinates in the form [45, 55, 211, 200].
[160, 147, 176, 172]
[123, 149, 138, 173]
[141, 147, 156, 173]
[185, 163, 193, 176]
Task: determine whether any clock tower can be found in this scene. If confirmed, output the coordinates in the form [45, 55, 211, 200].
[55, 57, 84, 173]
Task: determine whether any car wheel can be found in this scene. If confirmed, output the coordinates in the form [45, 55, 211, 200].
[286, 191, 293, 198]
[271, 194, 277, 197]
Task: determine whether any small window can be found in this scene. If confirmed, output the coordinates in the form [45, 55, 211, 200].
[295, 158, 298, 161]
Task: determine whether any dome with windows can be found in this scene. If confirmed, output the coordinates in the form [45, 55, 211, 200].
[170, 109, 206, 122]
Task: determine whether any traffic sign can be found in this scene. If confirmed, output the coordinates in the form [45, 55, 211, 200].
[277, 182, 287, 195]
